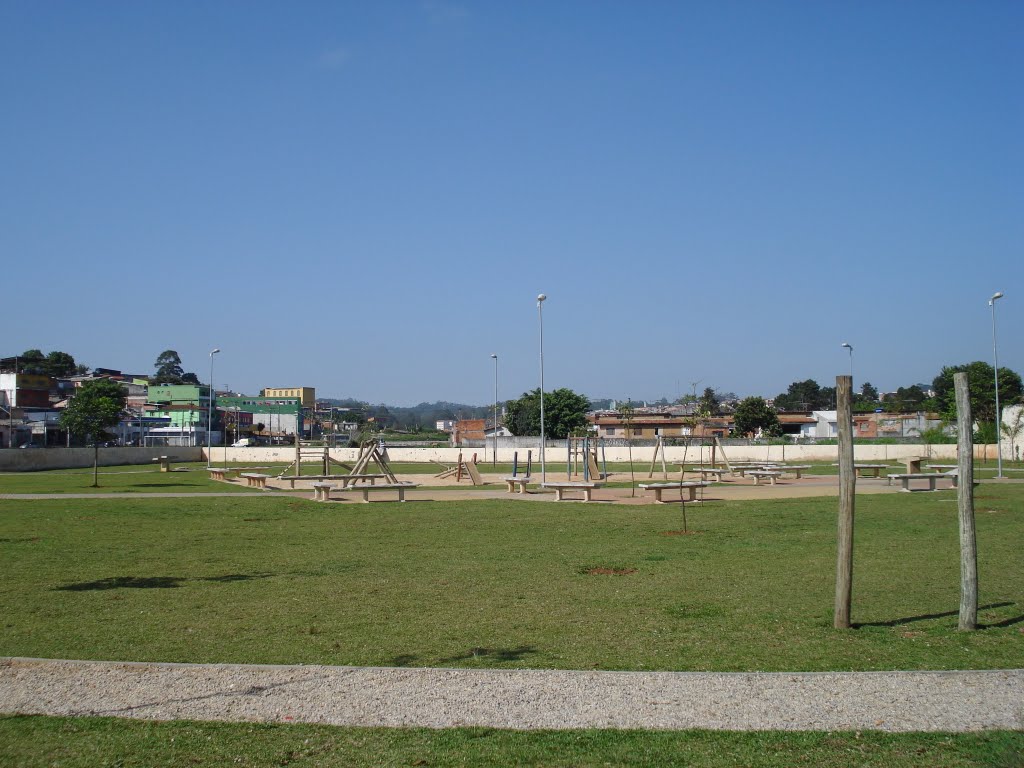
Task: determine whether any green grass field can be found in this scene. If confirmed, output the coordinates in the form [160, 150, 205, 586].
[2, 485, 1021, 672]
[3, 472, 1022, 766]
[1, 715, 1021, 767]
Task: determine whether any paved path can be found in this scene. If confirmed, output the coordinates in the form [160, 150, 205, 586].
[2, 658, 1021, 732]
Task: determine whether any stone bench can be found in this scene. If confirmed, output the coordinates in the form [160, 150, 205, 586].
[279, 474, 385, 490]
[502, 476, 532, 494]
[637, 481, 709, 503]
[684, 467, 728, 482]
[338, 482, 419, 503]
[207, 468, 229, 482]
[239, 472, 271, 489]
[312, 482, 337, 501]
[773, 465, 813, 479]
[832, 463, 891, 478]
[152, 456, 172, 472]
[887, 472, 957, 492]
[747, 470, 783, 486]
[540, 482, 602, 502]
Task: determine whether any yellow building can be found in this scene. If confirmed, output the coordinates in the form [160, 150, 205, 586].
[261, 386, 316, 408]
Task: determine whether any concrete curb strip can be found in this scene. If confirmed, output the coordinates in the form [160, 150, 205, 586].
[2, 658, 1021, 732]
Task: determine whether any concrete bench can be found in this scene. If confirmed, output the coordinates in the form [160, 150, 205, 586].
[772, 465, 813, 479]
[541, 482, 602, 502]
[502, 476, 532, 494]
[338, 473, 389, 489]
[279, 474, 382, 490]
[748, 470, 783, 486]
[684, 467, 728, 482]
[887, 472, 957, 492]
[338, 482, 419, 503]
[239, 472, 271, 489]
[311, 482, 337, 501]
[152, 456, 172, 472]
[207, 468, 229, 482]
[832, 463, 891, 478]
[637, 481, 709, 503]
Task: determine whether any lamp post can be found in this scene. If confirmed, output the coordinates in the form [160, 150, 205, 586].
[537, 293, 547, 484]
[207, 348, 220, 467]
[990, 291, 1005, 479]
[841, 342, 854, 384]
[490, 353, 498, 467]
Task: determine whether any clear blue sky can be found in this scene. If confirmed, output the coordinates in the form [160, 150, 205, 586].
[4, 1, 1021, 405]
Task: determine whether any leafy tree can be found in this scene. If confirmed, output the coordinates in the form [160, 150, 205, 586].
[504, 388, 590, 439]
[859, 382, 879, 402]
[154, 350, 185, 384]
[774, 379, 833, 411]
[180, 372, 201, 385]
[885, 385, 927, 413]
[59, 379, 127, 487]
[732, 396, 782, 438]
[932, 362, 1023, 425]
[43, 351, 78, 378]
[19, 349, 45, 374]
[697, 387, 720, 418]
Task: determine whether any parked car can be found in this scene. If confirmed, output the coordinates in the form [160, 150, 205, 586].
[231, 438, 256, 447]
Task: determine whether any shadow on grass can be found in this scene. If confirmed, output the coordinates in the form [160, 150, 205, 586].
[439, 645, 538, 664]
[855, 601, 1015, 628]
[55, 572, 275, 591]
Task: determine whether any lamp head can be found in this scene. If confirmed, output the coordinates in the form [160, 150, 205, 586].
[490, 353, 497, 359]
[990, 291, 1004, 304]
[210, 348, 221, 355]
[537, 293, 546, 303]
[841, 342, 852, 351]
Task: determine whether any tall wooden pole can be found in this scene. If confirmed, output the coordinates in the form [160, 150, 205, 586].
[955, 372, 978, 630]
[834, 375, 855, 629]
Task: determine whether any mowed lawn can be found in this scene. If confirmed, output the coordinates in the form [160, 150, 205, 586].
[0, 486, 1021, 672]
[2, 716, 1022, 768]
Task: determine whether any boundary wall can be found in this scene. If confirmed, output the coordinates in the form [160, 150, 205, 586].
[210, 443, 970, 465]
[0, 447, 203, 472]
[4, 444, 1002, 472]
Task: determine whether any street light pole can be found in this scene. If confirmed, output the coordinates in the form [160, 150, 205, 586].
[990, 292, 1004, 479]
[490, 353, 498, 467]
[207, 348, 220, 467]
[537, 293, 547, 484]
[841, 342, 854, 384]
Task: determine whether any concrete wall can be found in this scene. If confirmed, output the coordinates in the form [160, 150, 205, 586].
[0, 446, 203, 472]
[204, 443, 978, 466]
[4, 443, 990, 473]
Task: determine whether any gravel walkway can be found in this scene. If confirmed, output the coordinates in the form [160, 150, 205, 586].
[2, 658, 1021, 732]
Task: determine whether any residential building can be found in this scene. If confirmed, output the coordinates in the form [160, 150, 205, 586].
[261, 387, 316, 408]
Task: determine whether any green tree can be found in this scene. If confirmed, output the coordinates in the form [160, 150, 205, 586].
[59, 379, 127, 487]
[774, 379, 833, 411]
[697, 387, 719, 417]
[504, 388, 590, 439]
[732, 396, 782, 438]
[42, 351, 78, 378]
[932, 362, 1023, 425]
[885, 385, 927, 413]
[154, 350, 185, 384]
[19, 349, 45, 374]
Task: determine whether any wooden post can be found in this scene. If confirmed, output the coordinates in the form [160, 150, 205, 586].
[834, 375, 855, 629]
[955, 372, 978, 630]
